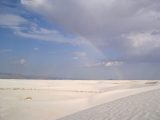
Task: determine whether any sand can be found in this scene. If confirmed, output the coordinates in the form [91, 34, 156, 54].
[0, 79, 159, 120]
[59, 89, 160, 120]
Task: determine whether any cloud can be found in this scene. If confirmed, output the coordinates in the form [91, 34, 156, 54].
[33, 47, 39, 51]
[14, 24, 85, 45]
[73, 51, 123, 67]
[11, 58, 27, 65]
[0, 49, 12, 53]
[105, 61, 123, 67]
[20, 58, 27, 65]
[21, 0, 160, 63]
[0, 14, 27, 28]
[123, 30, 160, 55]
[0, 13, 86, 45]
[73, 52, 87, 59]
[72, 51, 88, 63]
[86, 60, 123, 67]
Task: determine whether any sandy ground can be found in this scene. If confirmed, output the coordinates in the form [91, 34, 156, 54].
[59, 88, 160, 120]
[0, 79, 159, 120]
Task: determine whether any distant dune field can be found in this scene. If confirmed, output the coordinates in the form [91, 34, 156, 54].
[0, 79, 159, 120]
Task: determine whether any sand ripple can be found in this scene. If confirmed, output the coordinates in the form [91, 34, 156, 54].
[59, 89, 160, 120]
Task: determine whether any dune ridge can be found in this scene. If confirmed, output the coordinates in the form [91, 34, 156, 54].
[59, 88, 160, 120]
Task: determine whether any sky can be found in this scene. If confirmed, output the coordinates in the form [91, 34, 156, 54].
[0, 0, 160, 79]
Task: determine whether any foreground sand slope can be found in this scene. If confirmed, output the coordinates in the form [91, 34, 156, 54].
[59, 88, 160, 120]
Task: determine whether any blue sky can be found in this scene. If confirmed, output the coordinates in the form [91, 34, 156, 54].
[1, 0, 160, 79]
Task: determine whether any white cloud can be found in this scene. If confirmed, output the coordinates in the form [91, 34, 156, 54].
[73, 52, 89, 62]
[14, 25, 84, 45]
[123, 30, 160, 55]
[33, 47, 39, 51]
[21, 0, 45, 7]
[73, 52, 87, 58]
[0, 13, 86, 45]
[20, 58, 27, 65]
[105, 61, 123, 67]
[72, 51, 99, 66]
[72, 57, 79, 60]
[12, 58, 27, 65]
[86, 60, 123, 67]
[0, 14, 27, 28]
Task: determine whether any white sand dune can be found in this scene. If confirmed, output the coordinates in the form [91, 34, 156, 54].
[59, 88, 160, 120]
[0, 79, 159, 120]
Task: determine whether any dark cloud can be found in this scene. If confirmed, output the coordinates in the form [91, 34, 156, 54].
[10, 0, 160, 79]
[21, 0, 160, 63]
